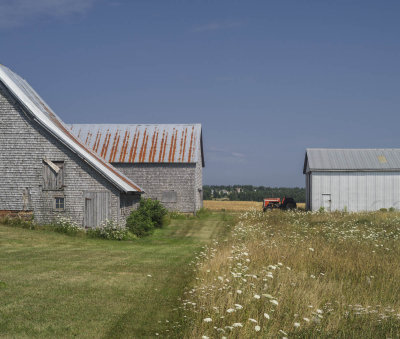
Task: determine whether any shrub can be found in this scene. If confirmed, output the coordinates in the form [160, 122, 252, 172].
[52, 216, 83, 236]
[0, 216, 35, 229]
[126, 198, 168, 237]
[389, 207, 396, 212]
[380, 208, 388, 212]
[87, 219, 129, 240]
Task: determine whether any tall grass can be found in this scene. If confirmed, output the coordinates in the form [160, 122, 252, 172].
[180, 210, 400, 338]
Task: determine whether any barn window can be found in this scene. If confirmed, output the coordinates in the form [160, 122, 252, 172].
[43, 159, 64, 190]
[161, 190, 177, 203]
[54, 197, 65, 211]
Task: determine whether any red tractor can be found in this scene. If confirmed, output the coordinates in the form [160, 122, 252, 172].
[263, 197, 297, 211]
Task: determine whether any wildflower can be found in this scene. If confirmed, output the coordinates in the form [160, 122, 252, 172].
[249, 318, 257, 323]
[234, 304, 243, 310]
[264, 313, 270, 319]
[236, 289, 242, 294]
[202, 336, 209, 339]
[147, 274, 152, 277]
[254, 294, 261, 299]
[227, 308, 235, 313]
[279, 330, 288, 335]
[232, 323, 243, 327]
[203, 318, 212, 322]
[303, 317, 310, 322]
[316, 309, 323, 314]
[270, 299, 279, 306]
[255, 325, 261, 332]
[294, 322, 300, 327]
[263, 293, 273, 299]
[309, 247, 314, 252]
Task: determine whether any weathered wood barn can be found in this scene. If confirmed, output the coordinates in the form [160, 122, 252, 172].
[69, 124, 205, 213]
[0, 65, 143, 227]
[304, 148, 400, 212]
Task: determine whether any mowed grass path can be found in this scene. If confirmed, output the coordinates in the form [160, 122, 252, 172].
[0, 213, 231, 338]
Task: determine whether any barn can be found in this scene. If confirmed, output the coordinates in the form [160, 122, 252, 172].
[0, 64, 142, 227]
[304, 148, 400, 212]
[69, 124, 205, 213]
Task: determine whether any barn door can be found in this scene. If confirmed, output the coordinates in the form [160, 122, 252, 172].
[84, 192, 110, 228]
[322, 194, 331, 211]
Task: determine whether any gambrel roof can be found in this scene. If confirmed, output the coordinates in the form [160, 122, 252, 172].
[0, 64, 142, 193]
[304, 148, 400, 173]
[69, 124, 205, 167]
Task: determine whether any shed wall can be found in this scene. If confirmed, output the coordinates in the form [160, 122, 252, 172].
[0, 83, 131, 226]
[113, 163, 202, 213]
[310, 171, 400, 211]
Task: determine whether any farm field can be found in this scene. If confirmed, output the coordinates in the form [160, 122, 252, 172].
[204, 200, 305, 211]
[0, 213, 232, 338]
[181, 210, 400, 338]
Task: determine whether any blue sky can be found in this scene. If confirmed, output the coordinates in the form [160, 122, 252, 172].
[1, 0, 400, 186]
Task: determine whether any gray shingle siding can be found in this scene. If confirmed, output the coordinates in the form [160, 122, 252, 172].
[113, 162, 203, 213]
[0, 82, 138, 226]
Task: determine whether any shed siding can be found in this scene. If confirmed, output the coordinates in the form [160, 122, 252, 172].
[113, 162, 202, 213]
[0, 83, 131, 226]
[310, 171, 400, 211]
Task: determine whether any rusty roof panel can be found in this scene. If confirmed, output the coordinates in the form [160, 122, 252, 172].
[69, 124, 203, 165]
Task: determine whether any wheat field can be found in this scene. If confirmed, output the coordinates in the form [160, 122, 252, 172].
[204, 200, 305, 211]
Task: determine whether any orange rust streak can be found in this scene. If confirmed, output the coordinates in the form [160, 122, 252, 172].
[141, 135, 149, 162]
[111, 134, 120, 162]
[123, 131, 130, 161]
[182, 128, 187, 162]
[95, 132, 102, 152]
[158, 131, 165, 162]
[108, 131, 120, 162]
[132, 131, 140, 163]
[178, 130, 184, 162]
[100, 131, 110, 159]
[93, 131, 100, 151]
[119, 130, 129, 162]
[168, 131, 175, 162]
[152, 131, 159, 162]
[138, 130, 147, 163]
[188, 126, 194, 162]
[128, 130, 138, 162]
[162, 132, 168, 162]
[148, 130, 156, 162]
[171, 130, 178, 162]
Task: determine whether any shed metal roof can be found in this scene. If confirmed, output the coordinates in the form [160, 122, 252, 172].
[69, 124, 204, 166]
[304, 148, 400, 173]
[0, 64, 142, 193]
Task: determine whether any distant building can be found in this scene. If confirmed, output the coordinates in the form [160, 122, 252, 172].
[304, 148, 400, 211]
[69, 124, 204, 213]
[0, 65, 142, 227]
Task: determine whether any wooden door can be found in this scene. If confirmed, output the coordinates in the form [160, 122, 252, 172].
[322, 194, 331, 211]
[84, 192, 110, 228]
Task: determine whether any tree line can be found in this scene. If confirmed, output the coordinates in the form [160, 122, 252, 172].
[203, 185, 305, 202]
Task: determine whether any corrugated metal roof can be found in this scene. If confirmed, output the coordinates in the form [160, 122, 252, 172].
[0, 64, 142, 193]
[69, 124, 204, 166]
[304, 148, 400, 173]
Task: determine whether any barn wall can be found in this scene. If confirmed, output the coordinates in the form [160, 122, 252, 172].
[310, 171, 400, 212]
[0, 83, 130, 226]
[113, 162, 202, 213]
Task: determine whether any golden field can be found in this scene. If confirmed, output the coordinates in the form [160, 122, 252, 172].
[204, 200, 305, 211]
[181, 210, 400, 338]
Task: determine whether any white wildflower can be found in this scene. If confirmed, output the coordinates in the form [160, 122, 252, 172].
[317, 309, 323, 314]
[254, 294, 261, 299]
[236, 289, 242, 294]
[202, 336, 209, 339]
[264, 313, 270, 319]
[227, 308, 235, 313]
[203, 318, 212, 322]
[303, 317, 310, 322]
[249, 318, 257, 323]
[232, 323, 243, 327]
[270, 299, 279, 305]
[234, 304, 243, 310]
[294, 322, 300, 327]
[147, 274, 152, 277]
[309, 247, 314, 252]
[255, 325, 261, 332]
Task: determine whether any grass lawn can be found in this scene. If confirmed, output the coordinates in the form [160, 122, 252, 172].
[0, 212, 233, 338]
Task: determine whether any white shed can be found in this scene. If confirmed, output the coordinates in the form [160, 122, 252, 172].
[304, 148, 400, 212]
